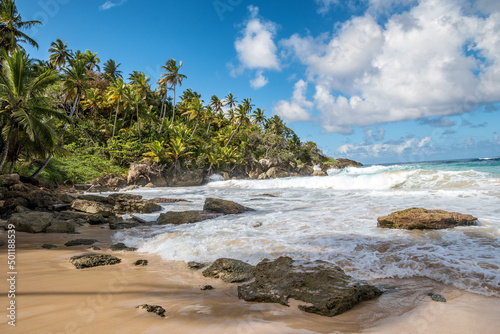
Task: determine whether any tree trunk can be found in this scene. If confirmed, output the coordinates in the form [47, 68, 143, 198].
[0, 126, 13, 171]
[206, 120, 211, 135]
[224, 122, 241, 148]
[158, 90, 168, 134]
[112, 99, 120, 140]
[189, 118, 199, 141]
[136, 99, 141, 140]
[170, 85, 176, 126]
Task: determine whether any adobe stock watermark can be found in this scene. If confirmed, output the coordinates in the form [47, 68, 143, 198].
[6, 223, 17, 327]
[213, 0, 246, 21]
[28, 0, 73, 37]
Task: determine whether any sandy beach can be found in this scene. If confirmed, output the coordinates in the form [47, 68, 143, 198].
[0, 225, 499, 334]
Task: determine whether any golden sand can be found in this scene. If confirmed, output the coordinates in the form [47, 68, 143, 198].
[1, 225, 499, 334]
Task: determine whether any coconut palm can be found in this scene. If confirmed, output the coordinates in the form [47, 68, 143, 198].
[159, 58, 186, 130]
[0, 0, 42, 53]
[224, 93, 237, 111]
[83, 50, 100, 72]
[48, 39, 73, 69]
[107, 78, 128, 139]
[181, 96, 204, 141]
[0, 49, 64, 171]
[128, 71, 150, 139]
[103, 59, 122, 81]
[252, 108, 266, 125]
[224, 103, 250, 148]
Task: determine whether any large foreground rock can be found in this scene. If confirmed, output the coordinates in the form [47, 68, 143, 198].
[377, 208, 478, 230]
[157, 211, 221, 225]
[70, 254, 121, 269]
[237, 256, 382, 317]
[9, 211, 77, 233]
[202, 258, 255, 283]
[203, 198, 254, 215]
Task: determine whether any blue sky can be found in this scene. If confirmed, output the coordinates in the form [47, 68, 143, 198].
[20, 0, 500, 164]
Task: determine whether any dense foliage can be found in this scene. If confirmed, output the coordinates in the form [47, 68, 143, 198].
[0, 0, 332, 183]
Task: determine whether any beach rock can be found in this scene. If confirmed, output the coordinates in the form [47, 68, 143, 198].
[0, 174, 20, 187]
[42, 244, 57, 249]
[9, 211, 53, 233]
[150, 197, 190, 204]
[203, 198, 254, 215]
[65, 239, 98, 247]
[187, 261, 206, 270]
[237, 256, 382, 317]
[135, 260, 148, 266]
[259, 158, 281, 171]
[127, 164, 150, 185]
[45, 220, 76, 233]
[71, 199, 114, 217]
[257, 172, 269, 180]
[166, 170, 204, 187]
[266, 167, 290, 179]
[86, 185, 117, 193]
[202, 258, 256, 283]
[110, 243, 137, 251]
[377, 208, 478, 230]
[312, 170, 328, 176]
[333, 158, 363, 169]
[108, 218, 142, 230]
[136, 304, 165, 317]
[427, 292, 446, 302]
[107, 177, 127, 188]
[70, 254, 121, 269]
[112, 196, 161, 214]
[157, 211, 206, 225]
[298, 164, 314, 176]
[201, 285, 214, 291]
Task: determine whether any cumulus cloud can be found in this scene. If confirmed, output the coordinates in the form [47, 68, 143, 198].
[338, 136, 433, 158]
[232, 6, 280, 87]
[283, 0, 500, 134]
[99, 0, 126, 11]
[273, 80, 313, 122]
[250, 70, 268, 89]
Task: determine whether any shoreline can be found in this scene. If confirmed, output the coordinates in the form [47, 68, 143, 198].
[1, 225, 500, 333]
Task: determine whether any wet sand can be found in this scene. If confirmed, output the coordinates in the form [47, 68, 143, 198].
[1, 225, 499, 334]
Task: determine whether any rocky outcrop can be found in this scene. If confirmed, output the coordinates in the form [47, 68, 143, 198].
[110, 243, 137, 251]
[70, 194, 161, 216]
[65, 239, 98, 247]
[157, 211, 221, 225]
[127, 163, 168, 187]
[203, 198, 254, 215]
[151, 198, 190, 204]
[188, 261, 206, 270]
[312, 170, 328, 176]
[9, 212, 54, 233]
[71, 199, 114, 216]
[166, 170, 204, 187]
[237, 256, 382, 317]
[202, 258, 256, 283]
[134, 260, 148, 266]
[377, 208, 478, 230]
[70, 254, 121, 269]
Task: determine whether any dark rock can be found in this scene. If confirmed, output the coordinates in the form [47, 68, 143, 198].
[112, 197, 162, 214]
[166, 169, 204, 187]
[42, 244, 58, 249]
[110, 243, 137, 251]
[107, 177, 127, 188]
[45, 220, 76, 234]
[78, 194, 115, 204]
[187, 261, 206, 270]
[203, 198, 254, 215]
[9, 212, 53, 233]
[134, 260, 148, 266]
[86, 185, 117, 193]
[266, 167, 290, 179]
[332, 158, 363, 169]
[157, 211, 206, 225]
[427, 292, 446, 302]
[298, 164, 314, 176]
[70, 254, 121, 269]
[151, 198, 191, 204]
[377, 208, 478, 230]
[0, 174, 20, 187]
[258, 158, 281, 171]
[136, 304, 165, 317]
[88, 246, 101, 250]
[202, 258, 256, 283]
[65, 239, 98, 247]
[201, 285, 214, 291]
[109, 218, 142, 230]
[237, 256, 382, 317]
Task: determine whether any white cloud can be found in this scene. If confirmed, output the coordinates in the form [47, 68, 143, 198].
[283, 0, 500, 134]
[338, 136, 433, 157]
[232, 6, 280, 87]
[250, 70, 268, 89]
[99, 0, 126, 11]
[273, 80, 313, 122]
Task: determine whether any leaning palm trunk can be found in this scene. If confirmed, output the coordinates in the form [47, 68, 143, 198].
[170, 86, 176, 126]
[112, 99, 120, 140]
[158, 91, 167, 134]
[0, 127, 14, 171]
[31, 95, 80, 178]
[136, 99, 141, 140]
[224, 122, 241, 148]
[189, 118, 199, 141]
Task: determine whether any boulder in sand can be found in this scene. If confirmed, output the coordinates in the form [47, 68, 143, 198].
[237, 256, 382, 317]
[202, 258, 255, 283]
[203, 198, 254, 215]
[70, 254, 121, 269]
[377, 208, 478, 230]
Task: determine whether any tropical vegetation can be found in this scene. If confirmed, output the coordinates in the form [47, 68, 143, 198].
[0, 0, 333, 184]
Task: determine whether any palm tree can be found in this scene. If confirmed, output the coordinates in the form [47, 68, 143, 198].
[48, 39, 73, 69]
[159, 58, 186, 130]
[204, 106, 214, 135]
[128, 71, 150, 139]
[181, 97, 204, 141]
[107, 78, 128, 139]
[167, 136, 192, 173]
[30, 57, 91, 177]
[252, 108, 266, 125]
[103, 59, 122, 81]
[83, 50, 100, 72]
[225, 103, 249, 148]
[224, 93, 237, 111]
[0, 49, 64, 171]
[0, 0, 42, 53]
[210, 95, 224, 113]
[81, 88, 103, 117]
